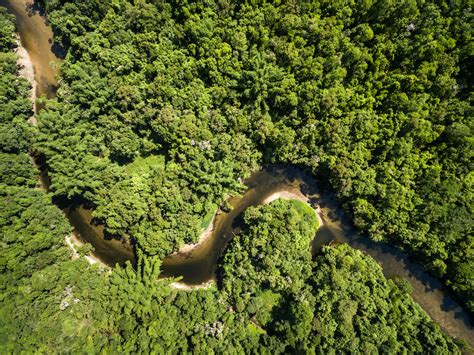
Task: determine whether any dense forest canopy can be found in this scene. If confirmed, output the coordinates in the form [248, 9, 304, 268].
[34, 0, 473, 310]
[0, 7, 101, 350]
[0, 0, 472, 352]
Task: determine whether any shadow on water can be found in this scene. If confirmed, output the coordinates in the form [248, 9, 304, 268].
[2, 0, 472, 348]
[24, 0, 67, 58]
[162, 165, 473, 350]
[25, 0, 45, 17]
[65, 206, 135, 267]
[30, 158, 474, 347]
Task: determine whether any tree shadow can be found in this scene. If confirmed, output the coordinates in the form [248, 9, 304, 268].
[26, 0, 45, 17]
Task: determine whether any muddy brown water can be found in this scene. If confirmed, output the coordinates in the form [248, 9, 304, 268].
[0, 0, 59, 103]
[162, 167, 474, 348]
[3, 0, 473, 348]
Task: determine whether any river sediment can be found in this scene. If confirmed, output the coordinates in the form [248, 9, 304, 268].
[14, 35, 36, 116]
[0, 0, 59, 103]
[2, 0, 472, 348]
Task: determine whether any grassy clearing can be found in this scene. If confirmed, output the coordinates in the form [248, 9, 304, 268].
[288, 199, 319, 230]
[201, 203, 218, 230]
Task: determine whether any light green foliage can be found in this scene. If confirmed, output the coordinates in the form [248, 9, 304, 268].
[0, 7, 15, 50]
[1, 0, 472, 352]
[0, 8, 32, 153]
[94, 199, 461, 353]
[0, 153, 37, 186]
[0, 10, 111, 353]
[311, 245, 460, 353]
[221, 199, 317, 299]
[201, 202, 218, 230]
[218, 200, 460, 352]
[35, 0, 472, 309]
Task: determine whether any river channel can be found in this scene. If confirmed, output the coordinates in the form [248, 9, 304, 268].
[2, 0, 473, 347]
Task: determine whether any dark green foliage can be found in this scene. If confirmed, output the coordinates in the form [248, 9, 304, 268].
[0, 10, 106, 353]
[311, 245, 459, 353]
[57, 199, 461, 353]
[0, 8, 33, 155]
[0, 1, 471, 352]
[0, 153, 37, 186]
[220, 199, 317, 304]
[36, 0, 473, 309]
[0, 186, 71, 281]
[0, 45, 32, 153]
[218, 200, 460, 353]
[0, 7, 15, 50]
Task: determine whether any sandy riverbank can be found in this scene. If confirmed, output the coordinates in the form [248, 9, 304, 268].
[15, 36, 36, 121]
[65, 234, 108, 266]
[12, 3, 99, 269]
[262, 190, 325, 228]
[174, 190, 324, 258]
[168, 189, 325, 290]
[169, 280, 215, 291]
[172, 213, 217, 255]
[65, 231, 209, 290]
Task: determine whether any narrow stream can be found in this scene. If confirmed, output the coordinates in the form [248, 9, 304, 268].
[2, 0, 472, 348]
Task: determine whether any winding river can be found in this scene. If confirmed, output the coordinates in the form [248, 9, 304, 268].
[2, 0, 473, 348]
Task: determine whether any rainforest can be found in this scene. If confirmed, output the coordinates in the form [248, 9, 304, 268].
[0, 0, 472, 352]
